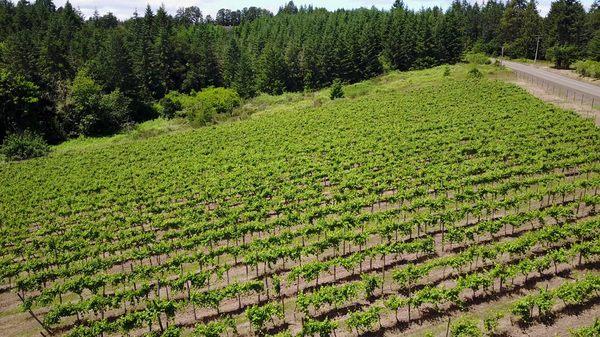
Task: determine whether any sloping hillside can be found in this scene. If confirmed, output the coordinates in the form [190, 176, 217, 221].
[1, 66, 599, 337]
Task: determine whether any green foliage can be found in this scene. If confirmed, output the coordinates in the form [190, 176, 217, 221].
[464, 52, 491, 65]
[573, 60, 600, 79]
[510, 275, 600, 324]
[534, 288, 555, 318]
[361, 274, 382, 299]
[158, 94, 183, 119]
[570, 319, 600, 337]
[346, 307, 381, 334]
[195, 88, 242, 114]
[2, 68, 600, 337]
[299, 318, 338, 337]
[483, 312, 503, 336]
[246, 303, 283, 333]
[0, 69, 40, 141]
[443, 66, 451, 76]
[546, 45, 579, 69]
[587, 31, 600, 61]
[329, 79, 344, 100]
[1, 0, 595, 143]
[258, 46, 287, 95]
[451, 317, 482, 337]
[163, 87, 241, 127]
[60, 69, 132, 137]
[161, 326, 182, 337]
[1, 131, 50, 161]
[511, 294, 535, 322]
[194, 317, 236, 337]
[545, 0, 587, 48]
[467, 67, 483, 79]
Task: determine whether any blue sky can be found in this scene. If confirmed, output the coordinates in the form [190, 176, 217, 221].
[53, 0, 595, 19]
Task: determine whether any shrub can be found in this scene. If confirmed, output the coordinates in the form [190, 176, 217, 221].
[195, 87, 241, 114]
[468, 67, 483, 79]
[546, 45, 579, 69]
[573, 60, 600, 79]
[330, 79, 344, 100]
[483, 312, 504, 336]
[464, 52, 490, 65]
[100, 89, 132, 129]
[443, 66, 451, 76]
[451, 317, 482, 337]
[183, 88, 241, 127]
[1, 131, 50, 161]
[158, 94, 183, 119]
[186, 102, 216, 127]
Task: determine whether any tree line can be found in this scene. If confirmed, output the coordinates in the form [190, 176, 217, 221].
[0, 0, 598, 143]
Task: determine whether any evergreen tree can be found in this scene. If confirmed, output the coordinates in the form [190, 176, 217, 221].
[154, 6, 175, 97]
[223, 37, 242, 88]
[359, 18, 383, 78]
[438, 3, 464, 64]
[480, 0, 505, 54]
[233, 50, 256, 98]
[545, 0, 587, 48]
[258, 45, 287, 95]
[518, 1, 543, 59]
[500, 0, 527, 56]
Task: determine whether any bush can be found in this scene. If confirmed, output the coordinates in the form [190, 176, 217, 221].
[186, 102, 216, 127]
[546, 45, 579, 69]
[483, 312, 504, 336]
[443, 66, 451, 76]
[464, 52, 490, 65]
[573, 60, 600, 79]
[183, 87, 241, 127]
[468, 67, 483, 79]
[1, 131, 50, 161]
[451, 317, 482, 337]
[158, 93, 183, 119]
[100, 89, 132, 129]
[330, 79, 344, 100]
[195, 87, 241, 114]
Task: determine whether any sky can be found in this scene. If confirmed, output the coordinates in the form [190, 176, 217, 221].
[52, 0, 595, 20]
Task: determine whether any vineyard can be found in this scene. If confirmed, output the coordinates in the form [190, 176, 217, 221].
[1, 66, 599, 337]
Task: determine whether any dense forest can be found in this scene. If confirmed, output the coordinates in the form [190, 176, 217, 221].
[0, 0, 599, 144]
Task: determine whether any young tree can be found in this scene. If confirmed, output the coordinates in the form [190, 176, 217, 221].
[329, 79, 344, 100]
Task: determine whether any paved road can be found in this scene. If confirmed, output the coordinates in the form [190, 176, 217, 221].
[502, 60, 600, 101]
